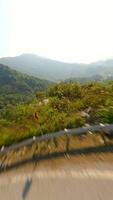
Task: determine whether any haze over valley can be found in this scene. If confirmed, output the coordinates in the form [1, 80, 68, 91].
[0, 54, 113, 81]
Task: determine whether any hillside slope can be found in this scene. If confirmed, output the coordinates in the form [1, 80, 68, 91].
[0, 64, 52, 108]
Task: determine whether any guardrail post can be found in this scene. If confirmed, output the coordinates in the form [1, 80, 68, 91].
[66, 135, 70, 153]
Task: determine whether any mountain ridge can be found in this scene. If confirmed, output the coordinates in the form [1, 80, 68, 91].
[0, 54, 113, 81]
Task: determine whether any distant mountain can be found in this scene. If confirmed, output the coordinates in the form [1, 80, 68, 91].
[0, 54, 88, 81]
[0, 64, 52, 108]
[0, 54, 113, 81]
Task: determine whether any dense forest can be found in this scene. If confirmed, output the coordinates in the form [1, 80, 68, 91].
[0, 80, 113, 148]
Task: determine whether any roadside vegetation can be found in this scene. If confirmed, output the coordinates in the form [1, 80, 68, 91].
[0, 81, 113, 147]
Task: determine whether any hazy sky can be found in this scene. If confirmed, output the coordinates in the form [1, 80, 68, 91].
[0, 0, 113, 63]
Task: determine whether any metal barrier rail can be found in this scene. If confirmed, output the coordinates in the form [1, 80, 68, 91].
[0, 124, 113, 155]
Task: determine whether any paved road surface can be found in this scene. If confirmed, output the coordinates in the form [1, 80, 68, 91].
[0, 156, 113, 200]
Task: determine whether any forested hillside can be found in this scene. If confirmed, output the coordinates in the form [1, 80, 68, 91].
[0, 64, 53, 110]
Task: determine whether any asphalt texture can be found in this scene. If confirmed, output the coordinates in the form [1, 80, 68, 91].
[0, 154, 113, 200]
